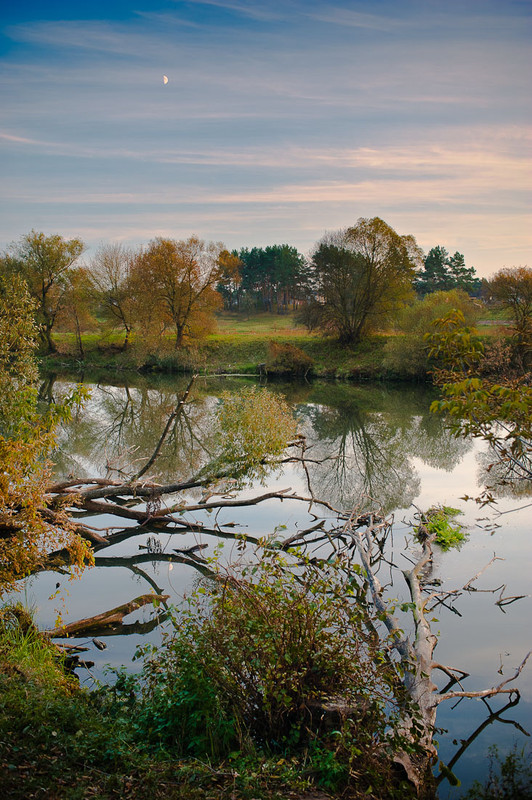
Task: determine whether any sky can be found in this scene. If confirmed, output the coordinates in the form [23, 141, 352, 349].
[1, 0, 530, 277]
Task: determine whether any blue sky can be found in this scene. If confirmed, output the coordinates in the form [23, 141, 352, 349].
[1, 0, 530, 276]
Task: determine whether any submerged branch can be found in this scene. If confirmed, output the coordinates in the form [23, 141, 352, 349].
[45, 593, 169, 638]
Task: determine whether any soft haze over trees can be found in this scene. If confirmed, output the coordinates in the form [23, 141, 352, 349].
[300, 217, 421, 344]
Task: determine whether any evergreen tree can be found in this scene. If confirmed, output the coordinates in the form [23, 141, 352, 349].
[415, 246, 481, 296]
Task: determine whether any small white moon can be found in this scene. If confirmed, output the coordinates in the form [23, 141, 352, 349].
[163, 75, 169, 85]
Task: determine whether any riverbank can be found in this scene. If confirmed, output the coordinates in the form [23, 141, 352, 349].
[0, 603, 418, 800]
[39, 331, 411, 381]
[38, 312, 511, 381]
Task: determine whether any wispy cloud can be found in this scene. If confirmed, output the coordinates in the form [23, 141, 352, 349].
[1, 0, 530, 275]
[2, 126, 529, 183]
[180, 0, 287, 22]
[307, 6, 406, 32]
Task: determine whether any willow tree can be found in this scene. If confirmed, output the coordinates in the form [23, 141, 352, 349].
[301, 217, 422, 344]
[132, 236, 239, 348]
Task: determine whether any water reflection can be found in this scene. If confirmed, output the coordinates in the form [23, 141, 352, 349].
[51, 374, 221, 484]
[26, 371, 532, 795]
[50, 374, 471, 515]
[295, 384, 471, 511]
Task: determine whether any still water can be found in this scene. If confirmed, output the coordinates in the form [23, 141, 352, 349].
[24, 373, 532, 795]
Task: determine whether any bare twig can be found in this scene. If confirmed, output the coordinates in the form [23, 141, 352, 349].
[434, 651, 532, 706]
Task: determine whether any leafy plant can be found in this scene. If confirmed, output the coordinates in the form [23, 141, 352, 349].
[0, 277, 92, 595]
[414, 505, 467, 551]
[461, 745, 532, 799]
[427, 310, 532, 485]
[113, 548, 407, 785]
[383, 289, 479, 378]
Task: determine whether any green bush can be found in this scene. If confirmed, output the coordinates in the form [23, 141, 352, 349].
[119, 549, 405, 771]
[414, 506, 467, 551]
[384, 290, 480, 378]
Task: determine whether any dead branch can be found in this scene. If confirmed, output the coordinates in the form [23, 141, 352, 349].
[434, 651, 532, 706]
[46, 593, 169, 638]
[462, 554, 504, 591]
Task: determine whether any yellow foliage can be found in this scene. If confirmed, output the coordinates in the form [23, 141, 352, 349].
[210, 386, 298, 485]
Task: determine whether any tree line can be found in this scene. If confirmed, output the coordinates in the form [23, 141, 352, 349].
[0, 217, 529, 354]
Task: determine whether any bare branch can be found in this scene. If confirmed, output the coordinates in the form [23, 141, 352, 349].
[434, 651, 532, 706]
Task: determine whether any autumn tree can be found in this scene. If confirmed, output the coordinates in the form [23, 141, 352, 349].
[301, 217, 421, 344]
[0, 276, 91, 593]
[488, 266, 532, 367]
[0, 275, 38, 425]
[89, 243, 136, 350]
[57, 267, 98, 359]
[132, 237, 238, 348]
[2, 231, 84, 352]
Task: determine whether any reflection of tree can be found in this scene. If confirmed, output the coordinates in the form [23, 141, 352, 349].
[53, 376, 219, 485]
[296, 385, 471, 512]
[50, 375, 472, 514]
[476, 447, 532, 499]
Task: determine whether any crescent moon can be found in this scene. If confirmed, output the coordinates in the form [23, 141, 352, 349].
[163, 75, 169, 85]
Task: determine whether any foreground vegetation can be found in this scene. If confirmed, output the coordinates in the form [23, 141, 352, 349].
[0, 586, 414, 800]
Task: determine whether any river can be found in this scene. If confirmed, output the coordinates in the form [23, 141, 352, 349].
[22, 373, 532, 795]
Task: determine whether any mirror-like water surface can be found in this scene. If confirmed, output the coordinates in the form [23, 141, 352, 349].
[23, 373, 532, 795]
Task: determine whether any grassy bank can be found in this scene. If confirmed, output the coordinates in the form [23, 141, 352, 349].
[0, 603, 417, 800]
[41, 324, 396, 382]
[0, 605, 324, 799]
[38, 311, 511, 381]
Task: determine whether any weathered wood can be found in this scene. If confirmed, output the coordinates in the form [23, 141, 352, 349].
[46, 593, 169, 638]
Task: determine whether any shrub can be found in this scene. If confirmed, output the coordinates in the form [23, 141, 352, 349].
[121, 549, 405, 771]
[384, 290, 479, 378]
[265, 341, 314, 376]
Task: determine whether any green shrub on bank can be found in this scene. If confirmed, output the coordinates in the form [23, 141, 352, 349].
[384, 290, 480, 378]
[106, 549, 415, 797]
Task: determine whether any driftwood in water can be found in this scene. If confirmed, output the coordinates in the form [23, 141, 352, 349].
[46, 593, 169, 638]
